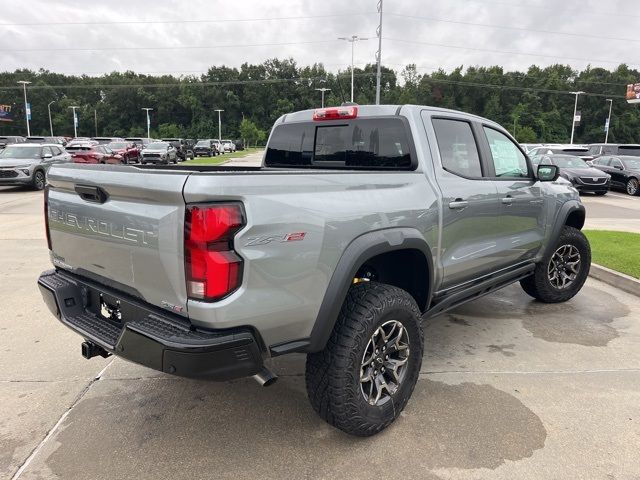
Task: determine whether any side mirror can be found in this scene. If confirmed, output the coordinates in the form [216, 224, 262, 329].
[614, 164, 623, 170]
[537, 164, 559, 182]
[43, 153, 53, 159]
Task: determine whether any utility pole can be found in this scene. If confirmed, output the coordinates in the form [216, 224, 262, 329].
[375, 0, 384, 105]
[142, 108, 153, 139]
[69, 106, 79, 138]
[604, 98, 613, 144]
[47, 101, 55, 137]
[314, 87, 331, 108]
[17, 81, 31, 136]
[214, 109, 224, 142]
[338, 35, 369, 102]
[94, 109, 98, 137]
[569, 91, 584, 145]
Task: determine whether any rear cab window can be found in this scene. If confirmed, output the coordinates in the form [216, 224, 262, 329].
[264, 117, 414, 170]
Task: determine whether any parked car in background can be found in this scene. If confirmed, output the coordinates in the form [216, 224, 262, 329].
[587, 144, 640, 158]
[124, 137, 152, 149]
[26, 136, 67, 146]
[528, 145, 593, 162]
[161, 138, 193, 161]
[67, 143, 125, 164]
[66, 139, 99, 148]
[531, 154, 610, 195]
[0, 143, 71, 190]
[92, 137, 125, 145]
[591, 156, 640, 196]
[221, 139, 236, 153]
[0, 136, 25, 149]
[193, 139, 217, 157]
[520, 143, 542, 154]
[234, 139, 244, 151]
[140, 141, 177, 164]
[106, 141, 141, 164]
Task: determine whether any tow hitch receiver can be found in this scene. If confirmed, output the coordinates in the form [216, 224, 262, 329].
[81, 341, 111, 359]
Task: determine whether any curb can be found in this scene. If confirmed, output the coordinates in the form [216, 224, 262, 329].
[589, 263, 640, 297]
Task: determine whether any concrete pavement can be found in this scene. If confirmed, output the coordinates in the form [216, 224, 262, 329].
[582, 191, 640, 233]
[1, 185, 639, 480]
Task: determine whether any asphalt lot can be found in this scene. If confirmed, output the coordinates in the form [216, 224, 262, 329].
[1, 184, 639, 480]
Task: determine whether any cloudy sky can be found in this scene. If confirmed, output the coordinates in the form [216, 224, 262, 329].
[1, 0, 637, 77]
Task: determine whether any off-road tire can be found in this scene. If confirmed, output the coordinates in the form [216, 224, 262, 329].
[520, 226, 591, 303]
[305, 282, 423, 436]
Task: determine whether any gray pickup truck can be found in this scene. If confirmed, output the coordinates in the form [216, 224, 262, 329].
[38, 105, 590, 436]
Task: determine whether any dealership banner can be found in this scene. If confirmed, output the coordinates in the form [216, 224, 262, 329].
[0, 104, 13, 122]
[627, 83, 640, 104]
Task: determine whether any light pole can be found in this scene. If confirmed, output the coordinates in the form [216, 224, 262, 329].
[17, 81, 31, 136]
[69, 106, 79, 138]
[605, 99, 613, 144]
[214, 109, 224, 142]
[47, 101, 55, 137]
[142, 108, 153, 139]
[338, 35, 369, 102]
[569, 91, 584, 145]
[94, 109, 98, 137]
[375, 0, 384, 105]
[314, 88, 331, 108]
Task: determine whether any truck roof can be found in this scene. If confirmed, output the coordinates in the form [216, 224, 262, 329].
[279, 104, 501, 128]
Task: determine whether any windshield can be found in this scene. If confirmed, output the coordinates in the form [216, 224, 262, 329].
[0, 146, 42, 159]
[550, 156, 589, 168]
[622, 158, 640, 170]
[146, 142, 168, 149]
[66, 146, 92, 151]
[108, 142, 128, 149]
[196, 141, 210, 146]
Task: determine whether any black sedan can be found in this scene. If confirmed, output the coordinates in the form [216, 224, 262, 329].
[531, 154, 610, 195]
[591, 156, 640, 196]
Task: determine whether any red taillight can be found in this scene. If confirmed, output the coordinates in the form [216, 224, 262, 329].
[313, 106, 358, 121]
[185, 204, 244, 301]
[44, 186, 52, 250]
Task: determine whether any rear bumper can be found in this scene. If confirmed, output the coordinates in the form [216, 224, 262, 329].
[37, 269, 264, 380]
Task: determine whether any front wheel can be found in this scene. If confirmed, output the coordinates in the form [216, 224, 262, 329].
[32, 170, 45, 190]
[305, 282, 423, 437]
[520, 226, 591, 303]
[626, 178, 639, 196]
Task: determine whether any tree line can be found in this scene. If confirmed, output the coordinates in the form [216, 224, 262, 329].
[0, 59, 638, 144]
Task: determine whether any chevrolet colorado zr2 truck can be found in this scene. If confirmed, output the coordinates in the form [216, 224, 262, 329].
[38, 105, 590, 436]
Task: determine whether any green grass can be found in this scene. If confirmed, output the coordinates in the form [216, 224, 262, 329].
[182, 148, 263, 165]
[584, 230, 640, 279]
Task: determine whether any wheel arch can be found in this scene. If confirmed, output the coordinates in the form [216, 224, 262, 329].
[306, 228, 434, 353]
[543, 200, 585, 258]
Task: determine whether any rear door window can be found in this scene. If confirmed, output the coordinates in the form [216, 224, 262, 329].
[431, 118, 482, 178]
[264, 118, 413, 169]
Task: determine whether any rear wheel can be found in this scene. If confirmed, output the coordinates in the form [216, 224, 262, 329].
[520, 226, 590, 303]
[32, 170, 45, 190]
[626, 178, 639, 196]
[305, 282, 423, 436]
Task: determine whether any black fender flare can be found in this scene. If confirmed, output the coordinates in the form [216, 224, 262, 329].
[306, 228, 434, 353]
[543, 200, 585, 258]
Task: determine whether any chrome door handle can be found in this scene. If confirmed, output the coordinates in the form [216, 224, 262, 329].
[501, 197, 514, 205]
[448, 200, 469, 210]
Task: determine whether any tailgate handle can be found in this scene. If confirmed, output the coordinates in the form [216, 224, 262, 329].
[75, 184, 108, 204]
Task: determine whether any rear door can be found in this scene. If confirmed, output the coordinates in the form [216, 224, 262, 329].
[609, 157, 627, 187]
[478, 126, 545, 266]
[46, 166, 192, 316]
[425, 114, 502, 290]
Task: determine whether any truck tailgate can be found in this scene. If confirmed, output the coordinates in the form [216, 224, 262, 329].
[46, 164, 190, 316]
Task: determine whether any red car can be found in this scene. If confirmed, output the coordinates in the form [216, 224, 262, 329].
[106, 141, 141, 164]
[67, 143, 125, 164]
